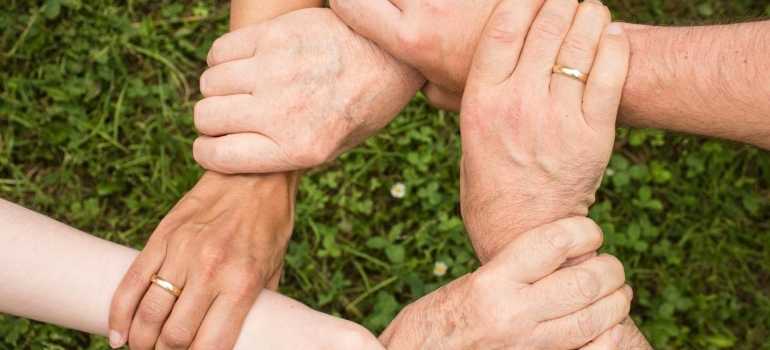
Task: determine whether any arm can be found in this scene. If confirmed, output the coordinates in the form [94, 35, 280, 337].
[331, 1, 770, 149]
[380, 1, 652, 348]
[107, 1, 326, 349]
[0, 199, 383, 350]
[618, 22, 770, 149]
[231, 0, 323, 29]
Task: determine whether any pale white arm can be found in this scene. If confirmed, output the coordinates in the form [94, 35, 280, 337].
[0, 199, 382, 350]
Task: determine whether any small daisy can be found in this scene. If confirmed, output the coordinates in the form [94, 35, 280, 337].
[390, 183, 406, 198]
[433, 261, 448, 277]
[605, 168, 616, 177]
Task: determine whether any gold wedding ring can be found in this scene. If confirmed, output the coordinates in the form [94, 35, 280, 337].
[552, 65, 589, 83]
[150, 275, 183, 297]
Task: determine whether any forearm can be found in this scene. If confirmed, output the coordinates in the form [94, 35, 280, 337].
[0, 199, 382, 349]
[619, 21, 770, 149]
[230, 0, 324, 30]
[194, 0, 325, 285]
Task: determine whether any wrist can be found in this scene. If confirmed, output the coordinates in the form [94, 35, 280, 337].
[463, 177, 592, 263]
[188, 171, 301, 238]
[199, 171, 301, 199]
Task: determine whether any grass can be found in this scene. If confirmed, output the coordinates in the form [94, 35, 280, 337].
[1, 0, 769, 349]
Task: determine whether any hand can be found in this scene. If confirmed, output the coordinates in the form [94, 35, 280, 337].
[379, 217, 632, 349]
[458, 0, 630, 262]
[330, 0, 500, 111]
[108, 171, 300, 350]
[193, 8, 424, 174]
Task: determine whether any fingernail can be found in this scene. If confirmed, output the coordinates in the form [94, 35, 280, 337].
[199, 75, 206, 92]
[109, 330, 124, 349]
[611, 324, 624, 344]
[584, 0, 603, 4]
[605, 23, 624, 35]
[622, 284, 634, 299]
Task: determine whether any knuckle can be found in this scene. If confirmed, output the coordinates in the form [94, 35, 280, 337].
[262, 24, 291, 46]
[603, 254, 626, 280]
[485, 11, 525, 45]
[587, 76, 621, 99]
[160, 324, 195, 349]
[295, 146, 327, 168]
[420, 0, 452, 16]
[541, 223, 573, 252]
[125, 267, 149, 289]
[137, 297, 167, 325]
[561, 35, 596, 60]
[395, 26, 427, 53]
[565, 217, 603, 247]
[570, 268, 602, 302]
[533, 13, 570, 40]
[230, 274, 261, 300]
[198, 244, 229, 275]
[575, 308, 601, 341]
[128, 337, 153, 350]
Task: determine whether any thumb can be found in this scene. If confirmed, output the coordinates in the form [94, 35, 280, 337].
[485, 217, 604, 285]
[580, 324, 624, 350]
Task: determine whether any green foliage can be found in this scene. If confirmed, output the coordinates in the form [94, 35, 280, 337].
[1, 0, 770, 349]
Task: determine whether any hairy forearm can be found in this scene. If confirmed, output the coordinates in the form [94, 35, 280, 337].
[619, 21, 770, 149]
[620, 317, 654, 350]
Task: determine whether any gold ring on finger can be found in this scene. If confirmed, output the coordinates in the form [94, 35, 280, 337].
[150, 275, 183, 298]
[552, 65, 589, 83]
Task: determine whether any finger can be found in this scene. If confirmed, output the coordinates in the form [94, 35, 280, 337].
[194, 95, 270, 137]
[528, 254, 626, 320]
[465, 0, 547, 89]
[560, 251, 598, 269]
[421, 83, 461, 112]
[538, 285, 633, 349]
[550, 0, 611, 100]
[330, 0, 403, 63]
[514, 0, 579, 83]
[189, 292, 257, 350]
[156, 282, 216, 350]
[128, 267, 186, 350]
[206, 24, 264, 67]
[582, 23, 630, 132]
[200, 59, 259, 97]
[193, 134, 296, 174]
[109, 242, 166, 348]
[579, 325, 623, 350]
[265, 261, 283, 291]
[484, 217, 604, 285]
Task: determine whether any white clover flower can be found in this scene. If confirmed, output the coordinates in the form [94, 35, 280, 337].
[433, 261, 448, 277]
[605, 168, 616, 177]
[390, 183, 406, 198]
